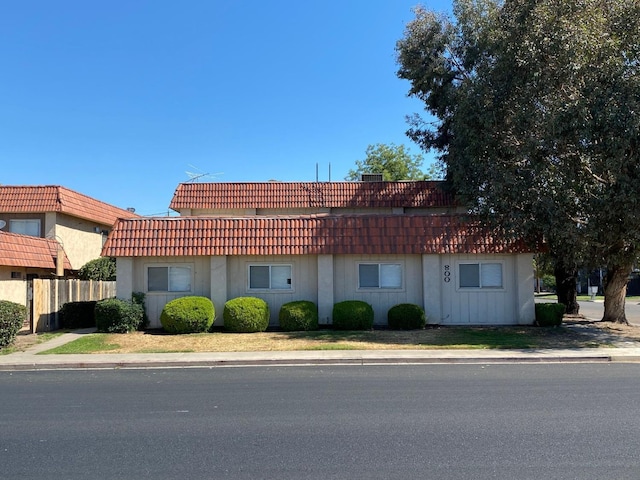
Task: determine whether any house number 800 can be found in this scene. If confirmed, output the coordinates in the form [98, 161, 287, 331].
[444, 265, 451, 283]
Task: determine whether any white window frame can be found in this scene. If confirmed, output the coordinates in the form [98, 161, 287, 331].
[357, 262, 403, 290]
[247, 264, 293, 292]
[146, 264, 193, 293]
[9, 219, 41, 237]
[457, 261, 504, 290]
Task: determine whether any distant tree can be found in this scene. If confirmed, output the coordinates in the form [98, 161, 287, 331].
[78, 257, 116, 281]
[346, 143, 431, 181]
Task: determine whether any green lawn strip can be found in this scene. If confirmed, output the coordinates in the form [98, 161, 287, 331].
[0, 346, 19, 355]
[36, 326, 603, 354]
[1, 331, 66, 355]
[38, 334, 120, 354]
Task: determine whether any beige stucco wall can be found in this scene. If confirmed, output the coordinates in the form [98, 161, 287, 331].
[0, 279, 27, 305]
[52, 213, 110, 270]
[333, 254, 424, 325]
[227, 255, 318, 325]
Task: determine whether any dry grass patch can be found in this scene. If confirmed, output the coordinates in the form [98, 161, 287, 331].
[44, 324, 623, 354]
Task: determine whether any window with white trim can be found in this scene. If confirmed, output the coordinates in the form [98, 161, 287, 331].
[249, 265, 292, 290]
[358, 263, 402, 289]
[147, 266, 192, 292]
[459, 262, 503, 289]
[10, 219, 41, 237]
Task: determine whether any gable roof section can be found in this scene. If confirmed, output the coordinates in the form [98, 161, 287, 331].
[169, 181, 455, 211]
[102, 215, 534, 257]
[0, 186, 138, 226]
[0, 231, 72, 269]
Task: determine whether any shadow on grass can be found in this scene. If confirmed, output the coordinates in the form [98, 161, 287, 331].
[277, 325, 603, 350]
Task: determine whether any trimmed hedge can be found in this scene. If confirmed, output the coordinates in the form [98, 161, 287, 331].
[387, 303, 426, 330]
[0, 301, 26, 348]
[279, 301, 318, 331]
[95, 298, 144, 333]
[60, 301, 97, 329]
[160, 296, 215, 334]
[332, 300, 374, 330]
[535, 302, 565, 327]
[223, 297, 269, 333]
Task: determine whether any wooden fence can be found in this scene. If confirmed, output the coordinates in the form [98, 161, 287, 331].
[30, 279, 116, 333]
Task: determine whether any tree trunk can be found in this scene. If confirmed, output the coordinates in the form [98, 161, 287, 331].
[602, 264, 631, 324]
[554, 260, 579, 314]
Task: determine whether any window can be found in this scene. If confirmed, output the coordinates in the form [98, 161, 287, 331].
[11, 272, 22, 279]
[10, 219, 40, 237]
[147, 266, 191, 292]
[459, 263, 503, 289]
[358, 263, 402, 289]
[249, 265, 292, 290]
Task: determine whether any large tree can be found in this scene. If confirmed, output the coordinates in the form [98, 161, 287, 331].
[396, 0, 640, 322]
[346, 143, 429, 181]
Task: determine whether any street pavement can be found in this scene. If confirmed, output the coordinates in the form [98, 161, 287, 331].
[576, 298, 640, 326]
[2, 319, 640, 370]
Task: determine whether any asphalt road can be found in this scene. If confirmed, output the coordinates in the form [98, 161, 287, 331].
[577, 299, 640, 325]
[3, 365, 640, 479]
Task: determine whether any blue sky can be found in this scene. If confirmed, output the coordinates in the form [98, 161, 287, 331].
[1, 1, 451, 216]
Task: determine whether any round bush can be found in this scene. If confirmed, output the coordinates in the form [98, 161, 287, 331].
[160, 296, 215, 334]
[279, 301, 318, 331]
[387, 303, 427, 330]
[223, 297, 269, 333]
[0, 300, 27, 348]
[332, 300, 374, 330]
[535, 302, 565, 327]
[95, 298, 144, 333]
[60, 301, 97, 329]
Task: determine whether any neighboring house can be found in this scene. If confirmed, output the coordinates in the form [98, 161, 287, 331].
[0, 185, 138, 276]
[0, 231, 73, 304]
[103, 181, 537, 327]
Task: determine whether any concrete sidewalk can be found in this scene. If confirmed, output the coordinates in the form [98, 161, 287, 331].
[2, 328, 640, 371]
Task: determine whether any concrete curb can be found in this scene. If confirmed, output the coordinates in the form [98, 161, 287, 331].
[2, 350, 638, 371]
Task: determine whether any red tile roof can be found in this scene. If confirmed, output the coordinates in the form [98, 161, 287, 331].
[102, 215, 534, 257]
[0, 231, 72, 270]
[169, 181, 455, 211]
[0, 186, 138, 226]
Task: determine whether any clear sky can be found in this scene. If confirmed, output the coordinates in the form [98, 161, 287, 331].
[1, 1, 451, 216]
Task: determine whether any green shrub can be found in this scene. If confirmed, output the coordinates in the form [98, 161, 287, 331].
[223, 297, 269, 333]
[95, 298, 144, 333]
[60, 301, 97, 329]
[332, 300, 374, 330]
[132, 292, 149, 330]
[387, 303, 426, 330]
[541, 274, 556, 292]
[160, 296, 215, 334]
[78, 257, 116, 281]
[279, 301, 318, 331]
[0, 301, 26, 348]
[535, 303, 565, 327]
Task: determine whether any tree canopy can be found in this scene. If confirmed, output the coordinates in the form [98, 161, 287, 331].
[396, 0, 640, 322]
[78, 257, 116, 281]
[346, 143, 429, 181]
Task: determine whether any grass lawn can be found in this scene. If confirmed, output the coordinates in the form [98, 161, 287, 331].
[38, 325, 608, 355]
[0, 331, 65, 355]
